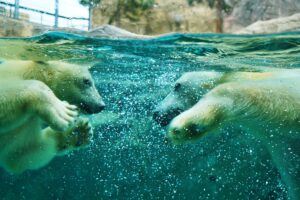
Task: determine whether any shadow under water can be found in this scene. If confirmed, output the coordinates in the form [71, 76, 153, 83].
[1, 31, 300, 199]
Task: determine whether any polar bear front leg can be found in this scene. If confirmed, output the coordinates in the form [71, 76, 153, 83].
[43, 117, 93, 155]
[25, 80, 78, 131]
[167, 95, 232, 144]
[4, 118, 93, 173]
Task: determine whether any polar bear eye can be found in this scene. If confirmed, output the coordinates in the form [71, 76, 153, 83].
[83, 78, 92, 87]
[174, 83, 181, 91]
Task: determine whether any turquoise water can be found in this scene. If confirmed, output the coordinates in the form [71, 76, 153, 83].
[0, 32, 300, 199]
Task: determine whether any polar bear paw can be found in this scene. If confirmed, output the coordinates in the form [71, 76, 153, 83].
[47, 100, 78, 131]
[26, 80, 78, 131]
[58, 117, 93, 153]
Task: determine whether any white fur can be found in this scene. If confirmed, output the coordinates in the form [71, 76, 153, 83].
[0, 60, 101, 173]
[168, 71, 300, 200]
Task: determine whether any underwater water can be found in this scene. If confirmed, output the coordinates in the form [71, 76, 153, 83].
[0, 32, 300, 200]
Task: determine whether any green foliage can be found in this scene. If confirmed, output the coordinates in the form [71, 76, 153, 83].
[187, 0, 204, 6]
[122, 0, 155, 21]
[123, 0, 155, 10]
[107, 0, 155, 24]
[187, 0, 218, 7]
[187, 0, 232, 13]
[187, 0, 224, 8]
[80, 0, 154, 9]
[79, 0, 101, 7]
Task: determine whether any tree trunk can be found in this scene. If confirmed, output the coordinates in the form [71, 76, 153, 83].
[215, 0, 223, 33]
[108, 0, 122, 26]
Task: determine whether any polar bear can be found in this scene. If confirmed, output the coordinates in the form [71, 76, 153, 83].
[153, 70, 276, 126]
[0, 60, 105, 174]
[164, 70, 300, 200]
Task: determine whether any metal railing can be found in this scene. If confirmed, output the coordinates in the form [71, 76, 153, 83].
[0, 0, 89, 30]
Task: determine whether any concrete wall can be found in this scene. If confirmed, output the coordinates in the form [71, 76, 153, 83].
[0, 16, 48, 37]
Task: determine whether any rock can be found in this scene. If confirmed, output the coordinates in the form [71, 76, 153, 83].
[53, 27, 87, 35]
[224, 0, 300, 33]
[87, 25, 153, 38]
[236, 13, 300, 34]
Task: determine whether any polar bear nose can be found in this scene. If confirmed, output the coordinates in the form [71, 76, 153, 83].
[169, 127, 181, 135]
[153, 108, 183, 127]
[80, 101, 105, 114]
[96, 102, 105, 112]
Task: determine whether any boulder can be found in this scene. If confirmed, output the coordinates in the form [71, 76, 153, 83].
[236, 13, 300, 34]
[224, 0, 300, 33]
[87, 25, 153, 38]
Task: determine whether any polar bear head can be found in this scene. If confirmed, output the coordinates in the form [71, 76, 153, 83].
[31, 61, 105, 114]
[153, 71, 222, 126]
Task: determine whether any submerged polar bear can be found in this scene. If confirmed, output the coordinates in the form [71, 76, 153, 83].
[153, 70, 275, 126]
[0, 60, 105, 173]
[154, 70, 300, 200]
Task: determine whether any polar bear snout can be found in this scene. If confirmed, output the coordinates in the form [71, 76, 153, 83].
[167, 118, 188, 143]
[153, 108, 183, 126]
[79, 100, 105, 114]
[94, 101, 106, 112]
[167, 126, 187, 144]
[167, 117, 208, 144]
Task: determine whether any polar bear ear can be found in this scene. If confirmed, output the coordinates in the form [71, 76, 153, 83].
[33, 60, 49, 65]
[77, 63, 93, 70]
[84, 62, 99, 70]
[88, 63, 98, 70]
[86, 64, 93, 70]
[63, 60, 98, 70]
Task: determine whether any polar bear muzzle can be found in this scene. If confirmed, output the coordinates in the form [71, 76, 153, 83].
[79, 100, 105, 114]
[153, 108, 183, 126]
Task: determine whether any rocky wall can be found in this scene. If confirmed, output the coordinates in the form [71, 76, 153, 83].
[92, 0, 218, 35]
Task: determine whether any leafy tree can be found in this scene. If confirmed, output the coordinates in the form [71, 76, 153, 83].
[79, 0, 101, 6]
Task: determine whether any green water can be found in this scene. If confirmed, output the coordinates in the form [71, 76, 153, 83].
[0, 32, 300, 200]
